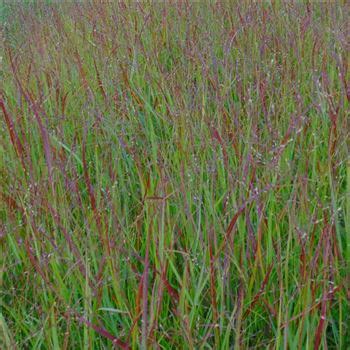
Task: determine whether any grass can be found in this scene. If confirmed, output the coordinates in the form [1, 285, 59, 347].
[1, 2, 349, 349]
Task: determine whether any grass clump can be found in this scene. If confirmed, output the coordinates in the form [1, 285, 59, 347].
[1, 2, 349, 349]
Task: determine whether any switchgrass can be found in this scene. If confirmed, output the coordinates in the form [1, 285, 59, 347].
[1, 2, 349, 349]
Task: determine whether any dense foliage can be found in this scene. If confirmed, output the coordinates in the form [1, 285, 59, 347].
[1, 2, 349, 349]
